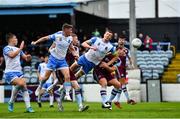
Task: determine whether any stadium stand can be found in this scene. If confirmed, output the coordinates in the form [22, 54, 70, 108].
[136, 50, 173, 82]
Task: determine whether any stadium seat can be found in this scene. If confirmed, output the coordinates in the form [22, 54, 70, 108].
[137, 57, 145, 62]
[147, 61, 155, 65]
[86, 74, 95, 83]
[142, 50, 149, 54]
[154, 60, 164, 66]
[156, 64, 164, 74]
[23, 66, 31, 72]
[150, 50, 158, 54]
[31, 68, 37, 72]
[139, 64, 148, 70]
[78, 75, 86, 83]
[161, 57, 169, 66]
[160, 54, 168, 58]
[152, 54, 161, 59]
[137, 61, 147, 66]
[158, 50, 165, 54]
[24, 72, 30, 78]
[31, 77, 38, 84]
[25, 77, 31, 83]
[31, 72, 38, 78]
[153, 72, 159, 79]
[145, 57, 152, 62]
[136, 50, 142, 55]
[165, 50, 173, 59]
[136, 54, 144, 59]
[31, 62, 37, 66]
[142, 72, 152, 81]
[152, 57, 160, 61]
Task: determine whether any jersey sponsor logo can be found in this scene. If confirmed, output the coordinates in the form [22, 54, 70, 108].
[58, 37, 62, 41]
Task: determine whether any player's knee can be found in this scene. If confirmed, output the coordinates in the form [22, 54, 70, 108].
[99, 79, 107, 87]
[18, 80, 26, 87]
[115, 83, 121, 89]
[71, 81, 80, 89]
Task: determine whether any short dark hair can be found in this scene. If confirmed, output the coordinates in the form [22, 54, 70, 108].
[119, 34, 126, 39]
[62, 23, 73, 30]
[6, 33, 15, 42]
[106, 29, 113, 34]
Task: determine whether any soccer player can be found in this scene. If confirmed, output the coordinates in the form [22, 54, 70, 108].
[31, 23, 78, 101]
[37, 55, 57, 108]
[70, 30, 116, 79]
[48, 34, 89, 112]
[3, 33, 34, 112]
[93, 54, 122, 110]
[112, 35, 136, 108]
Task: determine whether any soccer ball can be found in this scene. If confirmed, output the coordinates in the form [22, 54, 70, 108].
[132, 38, 142, 48]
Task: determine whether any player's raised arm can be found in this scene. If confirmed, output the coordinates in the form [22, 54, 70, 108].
[127, 53, 134, 69]
[69, 42, 79, 59]
[21, 53, 32, 62]
[81, 37, 97, 51]
[5, 40, 24, 58]
[31, 36, 49, 45]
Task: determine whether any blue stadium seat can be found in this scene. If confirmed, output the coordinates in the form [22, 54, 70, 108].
[30, 77, 38, 84]
[152, 72, 159, 79]
[86, 74, 94, 83]
[150, 50, 158, 54]
[165, 50, 173, 59]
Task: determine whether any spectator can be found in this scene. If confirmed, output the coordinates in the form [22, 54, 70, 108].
[144, 35, 153, 51]
[163, 34, 171, 51]
[111, 33, 118, 43]
[156, 42, 162, 51]
[92, 28, 100, 37]
[138, 33, 145, 51]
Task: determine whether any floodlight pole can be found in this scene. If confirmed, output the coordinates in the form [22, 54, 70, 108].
[129, 0, 137, 67]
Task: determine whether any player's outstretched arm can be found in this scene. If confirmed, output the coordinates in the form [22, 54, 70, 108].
[31, 36, 49, 45]
[8, 41, 24, 58]
[99, 62, 116, 72]
[81, 40, 97, 51]
[21, 54, 32, 62]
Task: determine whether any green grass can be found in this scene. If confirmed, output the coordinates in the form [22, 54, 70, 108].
[0, 102, 180, 118]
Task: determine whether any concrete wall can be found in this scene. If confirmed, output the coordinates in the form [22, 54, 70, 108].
[141, 84, 180, 102]
[75, 0, 108, 18]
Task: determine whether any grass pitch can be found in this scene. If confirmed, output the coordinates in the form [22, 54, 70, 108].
[0, 102, 180, 118]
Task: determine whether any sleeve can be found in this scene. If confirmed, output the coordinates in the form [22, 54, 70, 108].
[20, 50, 25, 56]
[89, 37, 97, 44]
[109, 46, 116, 54]
[3, 47, 12, 56]
[48, 32, 58, 41]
